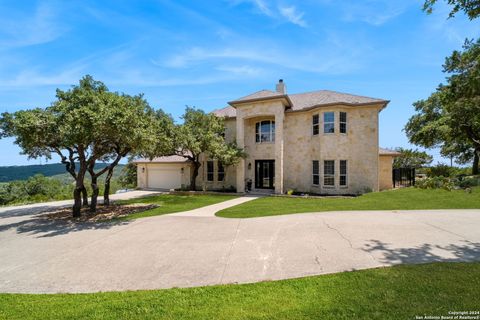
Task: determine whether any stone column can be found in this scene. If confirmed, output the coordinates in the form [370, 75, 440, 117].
[236, 115, 246, 193]
[275, 111, 284, 194]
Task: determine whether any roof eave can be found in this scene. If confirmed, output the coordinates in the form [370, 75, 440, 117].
[228, 95, 290, 107]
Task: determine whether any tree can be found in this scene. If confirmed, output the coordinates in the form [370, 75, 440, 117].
[174, 107, 245, 190]
[393, 148, 433, 169]
[119, 159, 138, 188]
[423, 0, 480, 19]
[1, 75, 174, 216]
[405, 39, 480, 174]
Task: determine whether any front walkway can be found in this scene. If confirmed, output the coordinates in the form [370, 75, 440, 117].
[0, 195, 479, 293]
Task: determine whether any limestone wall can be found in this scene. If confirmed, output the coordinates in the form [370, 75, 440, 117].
[379, 155, 394, 191]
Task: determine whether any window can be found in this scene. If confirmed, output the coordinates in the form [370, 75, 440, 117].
[312, 160, 319, 185]
[312, 114, 319, 135]
[324, 112, 335, 133]
[340, 160, 347, 187]
[255, 120, 275, 143]
[324, 160, 335, 186]
[340, 112, 347, 134]
[217, 162, 225, 181]
[207, 160, 214, 182]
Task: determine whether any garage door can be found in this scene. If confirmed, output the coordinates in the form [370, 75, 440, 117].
[147, 167, 182, 189]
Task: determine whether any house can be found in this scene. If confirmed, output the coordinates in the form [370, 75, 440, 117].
[135, 80, 400, 194]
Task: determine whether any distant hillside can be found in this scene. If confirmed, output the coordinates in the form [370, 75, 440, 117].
[0, 163, 125, 182]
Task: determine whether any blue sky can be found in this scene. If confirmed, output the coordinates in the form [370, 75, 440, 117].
[0, 0, 478, 166]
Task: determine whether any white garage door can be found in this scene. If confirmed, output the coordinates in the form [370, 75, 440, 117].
[147, 167, 182, 189]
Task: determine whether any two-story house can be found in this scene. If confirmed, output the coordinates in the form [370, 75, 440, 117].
[136, 80, 399, 194]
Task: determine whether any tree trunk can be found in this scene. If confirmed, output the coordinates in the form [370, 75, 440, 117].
[81, 186, 89, 207]
[190, 162, 200, 191]
[73, 187, 82, 218]
[103, 167, 114, 206]
[90, 175, 99, 213]
[473, 149, 479, 175]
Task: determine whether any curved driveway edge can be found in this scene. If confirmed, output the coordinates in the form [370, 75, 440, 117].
[0, 203, 479, 293]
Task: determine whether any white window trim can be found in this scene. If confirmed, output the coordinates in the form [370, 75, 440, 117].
[340, 112, 347, 135]
[255, 120, 275, 143]
[312, 114, 320, 136]
[339, 160, 348, 188]
[323, 112, 335, 134]
[312, 160, 320, 186]
[323, 160, 335, 188]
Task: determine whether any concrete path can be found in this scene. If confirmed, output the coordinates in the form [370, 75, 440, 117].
[173, 196, 259, 217]
[0, 202, 479, 293]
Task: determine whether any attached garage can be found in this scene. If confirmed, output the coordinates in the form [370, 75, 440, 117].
[134, 156, 191, 190]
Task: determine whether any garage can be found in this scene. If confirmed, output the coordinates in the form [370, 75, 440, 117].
[147, 167, 182, 189]
[134, 155, 191, 190]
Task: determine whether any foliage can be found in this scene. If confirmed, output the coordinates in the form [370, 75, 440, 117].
[393, 147, 433, 169]
[415, 176, 455, 190]
[405, 39, 480, 174]
[216, 187, 480, 218]
[118, 161, 137, 188]
[1, 75, 173, 216]
[173, 107, 246, 190]
[0, 174, 72, 206]
[423, 0, 480, 19]
[425, 163, 456, 177]
[456, 175, 480, 188]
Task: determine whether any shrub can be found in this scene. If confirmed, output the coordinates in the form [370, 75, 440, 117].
[426, 164, 455, 177]
[415, 176, 454, 191]
[456, 176, 480, 189]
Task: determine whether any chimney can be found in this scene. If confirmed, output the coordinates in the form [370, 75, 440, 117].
[276, 79, 286, 94]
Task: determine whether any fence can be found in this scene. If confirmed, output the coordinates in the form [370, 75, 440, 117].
[393, 168, 415, 188]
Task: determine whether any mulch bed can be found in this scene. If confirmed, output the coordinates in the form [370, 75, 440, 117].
[40, 203, 158, 222]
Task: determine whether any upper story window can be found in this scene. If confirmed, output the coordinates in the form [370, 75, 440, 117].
[255, 120, 275, 143]
[323, 112, 335, 133]
[312, 114, 319, 135]
[340, 112, 347, 134]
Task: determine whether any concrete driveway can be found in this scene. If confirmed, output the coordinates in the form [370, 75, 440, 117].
[0, 195, 479, 293]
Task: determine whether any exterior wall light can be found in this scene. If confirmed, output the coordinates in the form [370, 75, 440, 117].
[248, 163, 252, 170]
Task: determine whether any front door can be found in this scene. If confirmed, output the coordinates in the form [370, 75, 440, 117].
[255, 160, 275, 189]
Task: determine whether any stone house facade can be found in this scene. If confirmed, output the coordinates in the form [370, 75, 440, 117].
[135, 80, 399, 194]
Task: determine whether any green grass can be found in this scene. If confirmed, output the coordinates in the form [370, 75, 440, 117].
[117, 194, 238, 220]
[1, 262, 479, 320]
[217, 187, 480, 218]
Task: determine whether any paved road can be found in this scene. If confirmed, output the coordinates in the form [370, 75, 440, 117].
[0, 197, 479, 293]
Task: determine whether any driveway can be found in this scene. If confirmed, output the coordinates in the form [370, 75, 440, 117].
[0, 196, 479, 293]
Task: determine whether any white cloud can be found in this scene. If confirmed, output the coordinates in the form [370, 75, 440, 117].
[215, 65, 264, 76]
[228, 0, 307, 26]
[0, 2, 66, 48]
[339, 0, 411, 26]
[278, 5, 307, 27]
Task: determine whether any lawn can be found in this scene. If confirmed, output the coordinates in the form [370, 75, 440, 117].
[116, 193, 237, 220]
[217, 187, 480, 218]
[0, 262, 479, 320]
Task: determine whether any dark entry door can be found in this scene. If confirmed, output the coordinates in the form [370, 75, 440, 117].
[255, 160, 275, 189]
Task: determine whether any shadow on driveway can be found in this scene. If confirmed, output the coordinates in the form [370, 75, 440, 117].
[0, 210, 130, 238]
[363, 239, 480, 264]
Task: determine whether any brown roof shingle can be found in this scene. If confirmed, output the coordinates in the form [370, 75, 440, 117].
[224, 89, 388, 117]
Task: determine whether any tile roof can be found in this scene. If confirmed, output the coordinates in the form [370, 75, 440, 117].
[133, 155, 190, 163]
[288, 90, 387, 111]
[229, 90, 285, 103]
[212, 106, 236, 118]
[379, 148, 401, 156]
[223, 89, 388, 117]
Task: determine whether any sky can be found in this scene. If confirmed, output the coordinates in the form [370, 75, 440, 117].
[0, 0, 479, 166]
